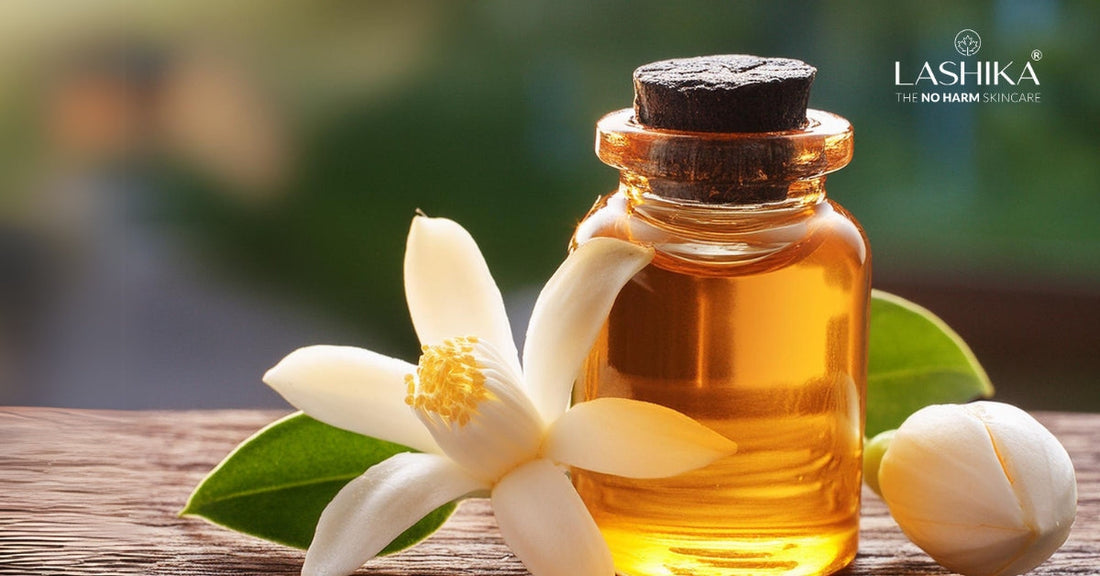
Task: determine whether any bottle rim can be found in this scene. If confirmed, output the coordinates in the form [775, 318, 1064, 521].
[596, 108, 853, 187]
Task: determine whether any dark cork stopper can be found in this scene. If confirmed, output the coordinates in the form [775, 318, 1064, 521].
[633, 55, 816, 133]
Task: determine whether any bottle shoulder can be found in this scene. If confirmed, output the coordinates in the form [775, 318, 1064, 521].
[819, 200, 871, 270]
[573, 192, 869, 276]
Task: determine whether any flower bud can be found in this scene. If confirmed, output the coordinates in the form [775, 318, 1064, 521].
[876, 401, 1076, 576]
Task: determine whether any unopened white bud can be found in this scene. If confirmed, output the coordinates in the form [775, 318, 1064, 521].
[877, 401, 1076, 576]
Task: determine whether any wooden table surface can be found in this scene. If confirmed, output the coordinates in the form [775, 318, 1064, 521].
[0, 408, 1096, 575]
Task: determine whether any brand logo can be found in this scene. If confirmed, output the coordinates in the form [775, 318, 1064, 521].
[894, 28, 1042, 104]
[954, 29, 981, 56]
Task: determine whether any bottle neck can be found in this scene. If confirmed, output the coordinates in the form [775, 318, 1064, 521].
[571, 181, 833, 272]
[619, 171, 828, 210]
[578, 108, 853, 269]
[618, 178, 829, 254]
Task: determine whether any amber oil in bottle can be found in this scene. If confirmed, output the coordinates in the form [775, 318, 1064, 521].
[570, 57, 870, 576]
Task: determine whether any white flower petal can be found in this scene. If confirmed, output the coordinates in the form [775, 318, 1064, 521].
[881, 404, 1026, 526]
[404, 216, 519, 369]
[304, 452, 486, 576]
[962, 402, 1077, 576]
[491, 459, 614, 576]
[263, 345, 439, 454]
[523, 238, 653, 422]
[544, 397, 736, 478]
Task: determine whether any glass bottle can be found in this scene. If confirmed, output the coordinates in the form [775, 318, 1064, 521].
[570, 105, 870, 576]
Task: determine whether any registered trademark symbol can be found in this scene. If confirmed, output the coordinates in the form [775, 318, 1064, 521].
[1031, 49, 1043, 61]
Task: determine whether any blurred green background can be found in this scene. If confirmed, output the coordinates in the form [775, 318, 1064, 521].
[0, 0, 1096, 411]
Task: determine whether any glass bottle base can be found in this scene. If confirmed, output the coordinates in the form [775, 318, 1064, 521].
[602, 525, 858, 576]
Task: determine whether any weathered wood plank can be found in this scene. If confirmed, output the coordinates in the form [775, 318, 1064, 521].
[0, 408, 1096, 575]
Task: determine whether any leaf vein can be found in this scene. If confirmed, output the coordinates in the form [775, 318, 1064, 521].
[188, 472, 364, 510]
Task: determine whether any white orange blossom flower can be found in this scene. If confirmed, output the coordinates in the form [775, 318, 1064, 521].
[264, 215, 737, 576]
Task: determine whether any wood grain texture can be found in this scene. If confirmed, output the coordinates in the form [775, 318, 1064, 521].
[0, 408, 1096, 575]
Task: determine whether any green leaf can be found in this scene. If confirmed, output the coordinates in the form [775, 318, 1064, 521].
[181, 412, 455, 553]
[866, 290, 993, 437]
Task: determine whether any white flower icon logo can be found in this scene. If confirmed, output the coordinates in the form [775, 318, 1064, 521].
[955, 29, 981, 57]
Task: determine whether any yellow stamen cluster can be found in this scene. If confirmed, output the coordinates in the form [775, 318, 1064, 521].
[405, 336, 487, 426]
